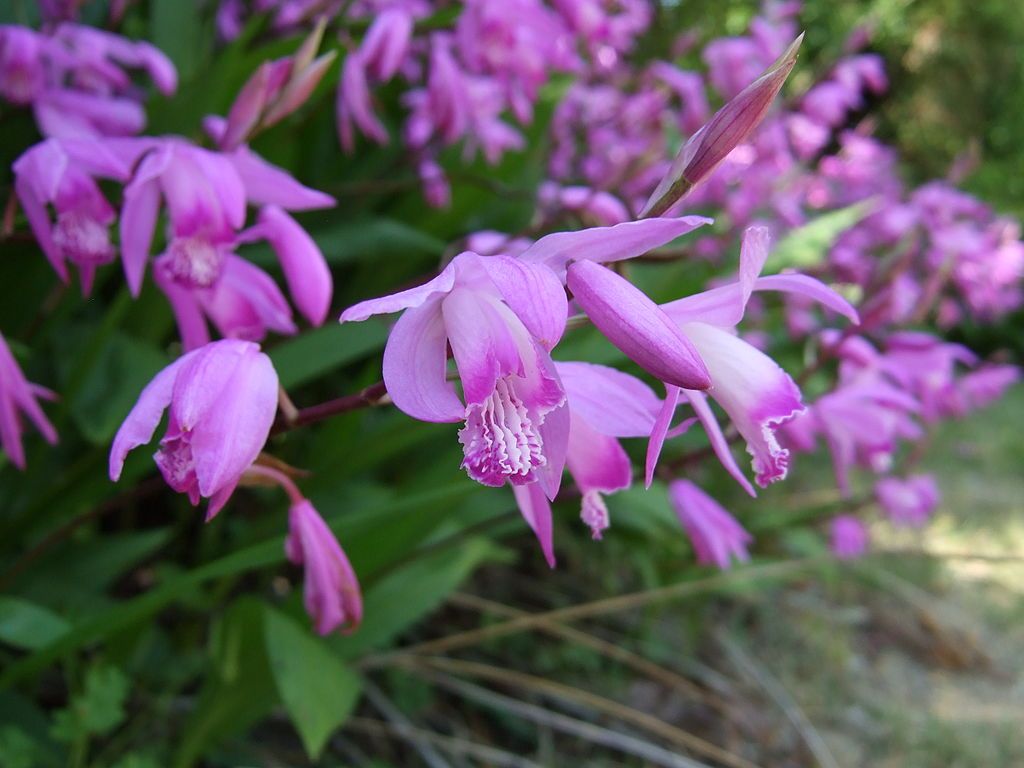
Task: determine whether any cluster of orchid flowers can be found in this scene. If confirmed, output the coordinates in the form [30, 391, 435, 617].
[2, 0, 1019, 637]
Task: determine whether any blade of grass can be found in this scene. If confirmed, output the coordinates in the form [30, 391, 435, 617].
[445, 592, 757, 768]
[408, 667, 714, 768]
[385, 557, 826, 658]
[717, 632, 840, 768]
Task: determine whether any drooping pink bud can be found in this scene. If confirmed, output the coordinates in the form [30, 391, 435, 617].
[641, 33, 803, 218]
[286, 499, 363, 635]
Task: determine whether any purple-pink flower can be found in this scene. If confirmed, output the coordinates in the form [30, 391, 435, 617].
[511, 361, 661, 564]
[0, 332, 58, 470]
[109, 339, 279, 518]
[13, 137, 131, 293]
[830, 515, 869, 560]
[875, 474, 941, 528]
[340, 250, 570, 498]
[286, 499, 363, 635]
[0, 23, 175, 138]
[642, 227, 859, 492]
[669, 480, 752, 570]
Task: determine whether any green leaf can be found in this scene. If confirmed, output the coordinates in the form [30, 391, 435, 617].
[765, 200, 876, 272]
[69, 334, 169, 445]
[335, 537, 498, 659]
[174, 598, 277, 768]
[0, 726, 40, 768]
[149, 0, 208, 83]
[0, 482, 482, 690]
[51, 665, 129, 741]
[0, 598, 69, 651]
[20, 529, 172, 616]
[269, 322, 389, 389]
[263, 608, 362, 759]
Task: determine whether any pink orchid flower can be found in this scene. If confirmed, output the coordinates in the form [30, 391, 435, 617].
[340, 216, 712, 498]
[669, 480, 752, 570]
[0, 332, 58, 470]
[511, 361, 662, 565]
[875, 474, 940, 528]
[789, 378, 922, 496]
[109, 339, 279, 518]
[119, 137, 332, 297]
[577, 226, 857, 493]
[830, 515, 869, 560]
[13, 137, 131, 293]
[341, 251, 571, 498]
[0, 23, 175, 138]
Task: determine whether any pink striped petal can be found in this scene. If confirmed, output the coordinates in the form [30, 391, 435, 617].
[512, 483, 556, 568]
[556, 361, 661, 437]
[382, 299, 464, 423]
[521, 216, 712, 278]
[566, 260, 711, 390]
[479, 255, 568, 349]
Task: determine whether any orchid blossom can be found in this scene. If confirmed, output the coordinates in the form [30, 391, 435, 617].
[110, 340, 279, 518]
[0, 332, 58, 470]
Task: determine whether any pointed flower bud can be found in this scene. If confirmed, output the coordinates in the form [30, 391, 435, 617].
[286, 499, 363, 635]
[217, 18, 334, 150]
[641, 33, 803, 218]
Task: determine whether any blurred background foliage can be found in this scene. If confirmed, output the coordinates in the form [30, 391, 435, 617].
[0, 0, 1022, 766]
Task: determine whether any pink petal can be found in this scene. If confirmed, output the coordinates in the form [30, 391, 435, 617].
[337, 52, 389, 149]
[479, 255, 568, 349]
[154, 268, 210, 351]
[258, 205, 332, 326]
[645, 384, 680, 488]
[228, 145, 336, 211]
[753, 274, 860, 324]
[382, 299, 464, 423]
[512, 483, 556, 568]
[120, 149, 169, 295]
[536, 398, 570, 500]
[684, 323, 804, 488]
[190, 343, 279, 497]
[203, 255, 297, 340]
[521, 216, 712, 278]
[340, 258, 458, 322]
[662, 225, 770, 327]
[555, 361, 661, 437]
[566, 260, 711, 390]
[682, 389, 757, 497]
[567, 414, 631, 494]
[441, 288, 525, 405]
[109, 352, 192, 480]
[15, 175, 67, 282]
